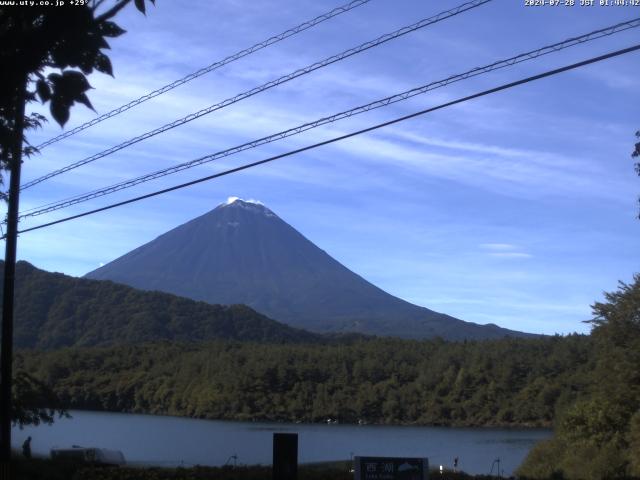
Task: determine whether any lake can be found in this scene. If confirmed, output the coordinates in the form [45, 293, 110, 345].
[12, 411, 551, 476]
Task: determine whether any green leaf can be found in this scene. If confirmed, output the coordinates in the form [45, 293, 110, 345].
[97, 37, 111, 50]
[76, 93, 95, 112]
[62, 70, 91, 93]
[78, 52, 95, 75]
[36, 80, 51, 103]
[99, 21, 126, 38]
[94, 52, 113, 76]
[47, 73, 62, 85]
[50, 99, 70, 127]
[134, 0, 146, 14]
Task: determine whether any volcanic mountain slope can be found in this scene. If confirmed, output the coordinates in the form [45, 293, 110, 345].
[0, 260, 321, 349]
[86, 198, 534, 340]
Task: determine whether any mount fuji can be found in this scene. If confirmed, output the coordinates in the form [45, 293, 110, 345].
[85, 198, 533, 340]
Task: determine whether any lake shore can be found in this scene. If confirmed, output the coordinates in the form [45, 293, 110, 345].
[12, 410, 551, 476]
[13, 457, 502, 480]
[60, 406, 555, 430]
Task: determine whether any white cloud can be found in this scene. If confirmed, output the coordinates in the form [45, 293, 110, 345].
[480, 243, 517, 251]
[478, 243, 531, 259]
[488, 252, 533, 259]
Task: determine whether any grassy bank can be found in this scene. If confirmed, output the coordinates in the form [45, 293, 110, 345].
[11, 457, 502, 480]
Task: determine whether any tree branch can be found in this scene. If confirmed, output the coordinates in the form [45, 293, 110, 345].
[91, 0, 107, 11]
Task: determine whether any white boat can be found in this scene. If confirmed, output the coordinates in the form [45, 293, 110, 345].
[50, 446, 126, 465]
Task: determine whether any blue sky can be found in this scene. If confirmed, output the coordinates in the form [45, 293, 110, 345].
[5, 0, 640, 335]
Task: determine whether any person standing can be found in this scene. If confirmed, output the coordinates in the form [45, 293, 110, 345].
[22, 437, 31, 459]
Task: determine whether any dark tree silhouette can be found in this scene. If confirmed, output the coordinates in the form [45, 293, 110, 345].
[10, 371, 67, 428]
[634, 130, 640, 218]
[0, 0, 155, 463]
[1, 0, 155, 162]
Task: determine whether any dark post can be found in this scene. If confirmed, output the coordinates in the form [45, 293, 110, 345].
[0, 73, 27, 466]
[273, 433, 298, 480]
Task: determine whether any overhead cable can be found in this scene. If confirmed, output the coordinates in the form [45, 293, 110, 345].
[34, 0, 375, 150]
[21, 0, 493, 190]
[18, 17, 640, 220]
[11, 43, 640, 238]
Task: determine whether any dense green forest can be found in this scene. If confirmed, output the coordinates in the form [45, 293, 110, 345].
[17, 334, 592, 428]
[1, 261, 324, 348]
[7, 264, 640, 478]
[518, 275, 640, 479]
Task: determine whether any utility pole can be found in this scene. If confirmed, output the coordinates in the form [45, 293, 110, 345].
[0, 73, 27, 467]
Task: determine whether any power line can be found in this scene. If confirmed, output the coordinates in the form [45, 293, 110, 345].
[18, 18, 640, 220]
[21, 0, 493, 191]
[34, 0, 374, 150]
[12, 43, 640, 238]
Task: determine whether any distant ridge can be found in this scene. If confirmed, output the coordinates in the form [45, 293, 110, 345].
[86, 198, 535, 340]
[0, 260, 322, 349]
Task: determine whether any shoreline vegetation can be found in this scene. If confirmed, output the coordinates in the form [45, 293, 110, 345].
[42, 406, 557, 429]
[12, 457, 497, 480]
[10, 276, 640, 478]
[16, 335, 591, 429]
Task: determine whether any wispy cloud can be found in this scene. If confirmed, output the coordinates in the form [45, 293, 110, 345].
[488, 252, 533, 259]
[480, 243, 517, 251]
[479, 243, 531, 259]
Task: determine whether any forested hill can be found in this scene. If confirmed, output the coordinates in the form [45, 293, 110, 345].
[17, 335, 593, 428]
[0, 260, 323, 348]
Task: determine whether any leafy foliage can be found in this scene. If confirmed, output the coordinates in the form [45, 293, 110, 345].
[13, 458, 486, 480]
[16, 334, 592, 428]
[0, 1, 153, 435]
[11, 371, 68, 428]
[518, 275, 640, 479]
[0, 0, 155, 174]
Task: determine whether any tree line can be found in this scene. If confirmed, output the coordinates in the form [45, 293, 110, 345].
[17, 334, 592, 428]
[9, 270, 640, 479]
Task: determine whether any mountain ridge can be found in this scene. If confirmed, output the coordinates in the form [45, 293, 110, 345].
[85, 198, 534, 340]
[0, 260, 325, 349]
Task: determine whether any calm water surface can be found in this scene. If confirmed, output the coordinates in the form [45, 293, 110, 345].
[12, 411, 551, 476]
